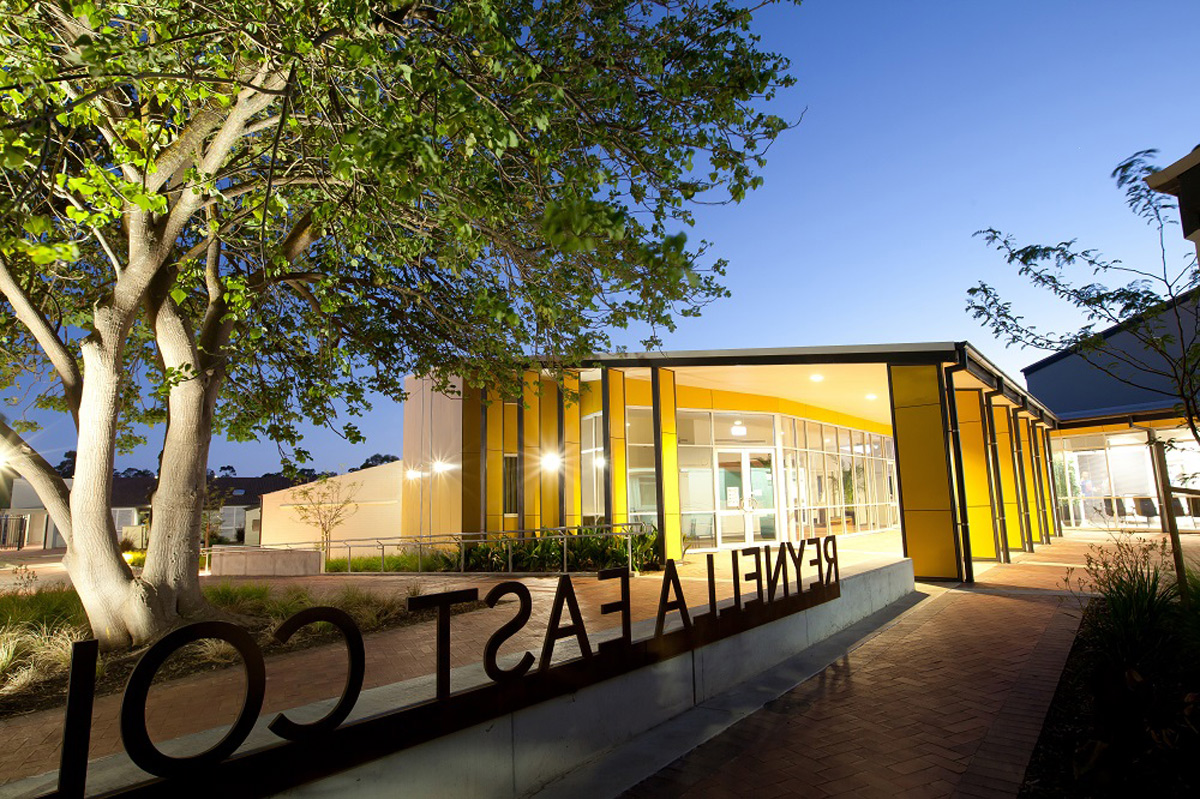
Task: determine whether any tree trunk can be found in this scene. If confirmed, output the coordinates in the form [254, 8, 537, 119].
[69, 335, 166, 649]
[142, 374, 218, 619]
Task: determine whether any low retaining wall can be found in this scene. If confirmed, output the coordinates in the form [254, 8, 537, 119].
[208, 547, 321, 577]
[280, 557, 915, 798]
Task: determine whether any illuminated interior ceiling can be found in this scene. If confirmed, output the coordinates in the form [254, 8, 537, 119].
[617, 363, 894, 427]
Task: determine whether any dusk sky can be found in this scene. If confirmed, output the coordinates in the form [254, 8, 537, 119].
[21, 0, 1200, 476]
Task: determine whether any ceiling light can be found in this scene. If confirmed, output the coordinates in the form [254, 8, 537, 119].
[865, 393, 878, 401]
[809, 374, 824, 383]
[731, 421, 747, 437]
[541, 453, 563, 471]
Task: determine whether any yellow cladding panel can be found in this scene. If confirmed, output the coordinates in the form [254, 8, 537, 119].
[625, 377, 653, 407]
[563, 373, 582, 527]
[461, 387, 483, 534]
[657, 369, 682, 559]
[523, 373, 541, 530]
[486, 394, 504, 531]
[608, 371, 627, 525]
[991, 406, 1024, 552]
[892, 404, 952, 511]
[540, 378, 560, 529]
[1018, 420, 1043, 543]
[889, 365, 959, 580]
[1038, 427, 1056, 537]
[581, 380, 603, 416]
[905, 510, 961, 577]
[955, 390, 996, 560]
[503, 403, 519, 453]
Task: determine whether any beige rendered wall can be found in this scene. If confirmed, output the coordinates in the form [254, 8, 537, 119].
[402, 376, 464, 539]
[260, 461, 406, 547]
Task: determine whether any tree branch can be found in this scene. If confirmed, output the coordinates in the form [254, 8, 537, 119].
[0, 254, 83, 423]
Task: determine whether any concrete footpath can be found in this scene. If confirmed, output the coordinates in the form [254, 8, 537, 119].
[614, 535, 1127, 799]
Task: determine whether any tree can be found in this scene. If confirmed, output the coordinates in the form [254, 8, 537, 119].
[0, 0, 794, 647]
[116, 466, 155, 478]
[967, 148, 1198, 603]
[201, 475, 233, 548]
[54, 450, 76, 478]
[218, 464, 236, 478]
[968, 149, 1200, 446]
[351, 453, 398, 472]
[290, 475, 359, 554]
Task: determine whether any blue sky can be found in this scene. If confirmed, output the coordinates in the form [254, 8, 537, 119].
[22, 0, 1200, 476]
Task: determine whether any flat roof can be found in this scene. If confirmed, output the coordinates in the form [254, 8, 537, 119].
[587, 341, 1058, 425]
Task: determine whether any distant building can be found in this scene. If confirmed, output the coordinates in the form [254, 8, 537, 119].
[3, 474, 292, 550]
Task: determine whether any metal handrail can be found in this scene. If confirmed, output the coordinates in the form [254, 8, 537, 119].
[228, 522, 653, 576]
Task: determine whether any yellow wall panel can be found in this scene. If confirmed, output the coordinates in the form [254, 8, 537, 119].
[580, 380, 603, 416]
[460, 387, 484, 534]
[607, 371, 627, 525]
[955, 389, 997, 560]
[903, 510, 961, 578]
[485, 393, 505, 535]
[522, 372, 541, 530]
[625, 377, 653, 407]
[655, 369, 682, 559]
[671, 383, 891, 435]
[889, 365, 960, 580]
[540, 378, 560, 528]
[563, 372, 582, 527]
[991, 406, 1025, 553]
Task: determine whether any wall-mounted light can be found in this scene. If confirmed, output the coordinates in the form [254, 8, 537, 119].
[730, 420, 748, 437]
[809, 374, 825, 383]
[541, 452, 563, 471]
[594, 455, 607, 469]
[432, 461, 455, 473]
[865, 393, 878, 401]
[405, 468, 424, 480]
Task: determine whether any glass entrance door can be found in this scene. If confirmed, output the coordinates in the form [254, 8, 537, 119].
[717, 450, 777, 546]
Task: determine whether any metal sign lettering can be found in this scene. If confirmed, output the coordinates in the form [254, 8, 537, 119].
[47, 537, 840, 798]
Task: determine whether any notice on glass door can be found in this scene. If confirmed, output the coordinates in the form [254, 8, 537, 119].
[726, 487, 740, 508]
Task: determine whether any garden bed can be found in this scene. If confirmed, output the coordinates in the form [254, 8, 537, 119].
[0, 579, 485, 720]
[1020, 539, 1199, 797]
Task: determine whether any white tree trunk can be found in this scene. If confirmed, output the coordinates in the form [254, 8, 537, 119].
[68, 334, 164, 649]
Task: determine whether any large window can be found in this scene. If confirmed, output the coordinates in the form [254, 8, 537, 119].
[580, 413, 604, 524]
[626, 408, 658, 529]
[674, 409, 899, 549]
[1054, 427, 1200, 530]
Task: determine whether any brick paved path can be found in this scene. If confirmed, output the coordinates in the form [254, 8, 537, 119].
[620, 535, 1150, 799]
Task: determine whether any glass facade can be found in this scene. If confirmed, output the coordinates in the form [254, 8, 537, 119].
[1054, 427, 1200, 530]
[674, 409, 899, 550]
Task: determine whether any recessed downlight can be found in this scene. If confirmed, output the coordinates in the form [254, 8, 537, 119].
[865, 393, 878, 401]
[809, 374, 825, 383]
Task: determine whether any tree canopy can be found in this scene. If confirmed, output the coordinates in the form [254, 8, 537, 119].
[0, 0, 797, 646]
[1, 0, 793, 461]
[968, 149, 1200, 443]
